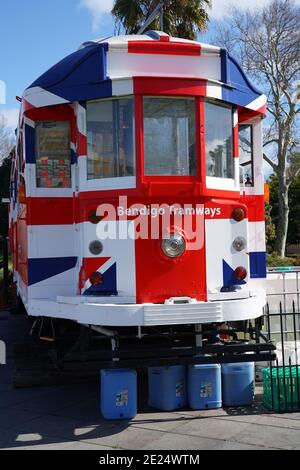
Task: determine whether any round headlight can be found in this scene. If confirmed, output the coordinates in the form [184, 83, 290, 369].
[232, 236, 247, 252]
[161, 233, 186, 258]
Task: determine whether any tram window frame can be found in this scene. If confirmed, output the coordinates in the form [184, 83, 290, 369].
[238, 124, 254, 187]
[204, 100, 234, 180]
[86, 97, 135, 180]
[35, 120, 71, 189]
[143, 96, 197, 177]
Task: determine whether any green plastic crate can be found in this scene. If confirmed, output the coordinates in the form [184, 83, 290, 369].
[262, 366, 300, 412]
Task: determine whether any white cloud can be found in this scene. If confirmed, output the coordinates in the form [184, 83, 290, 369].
[0, 108, 19, 130]
[209, 0, 300, 18]
[80, 0, 114, 30]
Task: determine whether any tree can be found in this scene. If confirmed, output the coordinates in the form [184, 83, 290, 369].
[268, 171, 300, 247]
[112, 0, 211, 39]
[0, 115, 14, 164]
[0, 115, 14, 237]
[213, 0, 300, 256]
[0, 149, 13, 237]
[265, 201, 276, 251]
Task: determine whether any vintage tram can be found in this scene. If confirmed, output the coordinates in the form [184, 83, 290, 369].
[9, 31, 272, 366]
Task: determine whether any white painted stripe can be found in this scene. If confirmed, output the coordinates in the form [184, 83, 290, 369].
[233, 109, 238, 127]
[23, 86, 69, 108]
[107, 52, 221, 81]
[28, 225, 77, 258]
[206, 82, 222, 100]
[246, 94, 266, 111]
[248, 221, 266, 253]
[112, 78, 133, 96]
[206, 176, 237, 191]
[24, 117, 35, 128]
[76, 103, 86, 136]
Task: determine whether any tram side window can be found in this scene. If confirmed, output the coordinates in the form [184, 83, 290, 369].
[239, 124, 254, 187]
[35, 121, 71, 188]
[86, 98, 134, 179]
[205, 102, 234, 179]
[143, 97, 196, 176]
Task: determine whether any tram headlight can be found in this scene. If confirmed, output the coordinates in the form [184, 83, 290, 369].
[161, 232, 186, 258]
[232, 236, 247, 252]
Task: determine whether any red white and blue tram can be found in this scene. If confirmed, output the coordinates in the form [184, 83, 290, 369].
[9, 31, 270, 365]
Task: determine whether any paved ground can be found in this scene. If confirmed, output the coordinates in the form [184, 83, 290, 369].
[1, 312, 300, 450]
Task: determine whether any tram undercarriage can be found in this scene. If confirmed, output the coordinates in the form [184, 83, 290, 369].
[29, 316, 276, 372]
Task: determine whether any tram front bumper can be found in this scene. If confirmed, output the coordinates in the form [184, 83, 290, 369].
[29, 288, 266, 326]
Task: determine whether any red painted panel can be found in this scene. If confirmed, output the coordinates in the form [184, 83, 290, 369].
[77, 132, 87, 156]
[135, 216, 206, 304]
[24, 104, 74, 121]
[240, 194, 265, 222]
[128, 41, 201, 56]
[27, 197, 74, 225]
[17, 206, 28, 285]
[79, 257, 110, 289]
[205, 199, 247, 220]
[133, 77, 206, 97]
[233, 119, 239, 158]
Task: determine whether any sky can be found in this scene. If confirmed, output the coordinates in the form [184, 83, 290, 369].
[0, 0, 297, 130]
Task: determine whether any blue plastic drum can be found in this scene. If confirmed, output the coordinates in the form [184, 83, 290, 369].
[100, 369, 137, 420]
[148, 365, 187, 411]
[221, 362, 254, 406]
[188, 364, 222, 410]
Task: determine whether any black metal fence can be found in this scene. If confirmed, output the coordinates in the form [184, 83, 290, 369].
[263, 301, 300, 412]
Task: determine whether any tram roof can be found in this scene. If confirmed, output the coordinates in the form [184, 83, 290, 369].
[23, 31, 266, 115]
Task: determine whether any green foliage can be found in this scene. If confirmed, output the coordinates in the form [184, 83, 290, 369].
[112, 0, 211, 39]
[0, 150, 13, 237]
[268, 173, 300, 245]
[265, 202, 276, 250]
[267, 252, 300, 267]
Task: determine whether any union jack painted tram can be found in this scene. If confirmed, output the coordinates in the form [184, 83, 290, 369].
[9, 31, 269, 363]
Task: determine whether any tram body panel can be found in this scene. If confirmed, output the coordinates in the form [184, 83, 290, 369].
[9, 32, 267, 326]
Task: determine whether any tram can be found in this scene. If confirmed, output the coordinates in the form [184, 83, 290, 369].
[9, 31, 271, 366]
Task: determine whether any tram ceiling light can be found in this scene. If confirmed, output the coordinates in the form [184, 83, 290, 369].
[232, 207, 246, 222]
[161, 232, 186, 258]
[234, 266, 247, 280]
[232, 236, 247, 252]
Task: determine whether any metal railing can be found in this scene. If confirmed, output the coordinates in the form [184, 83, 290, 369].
[262, 269, 300, 412]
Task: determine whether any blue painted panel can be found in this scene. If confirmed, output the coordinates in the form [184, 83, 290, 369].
[70, 148, 77, 165]
[83, 263, 117, 296]
[221, 53, 263, 107]
[222, 259, 246, 287]
[28, 257, 77, 286]
[25, 124, 36, 164]
[249, 252, 267, 278]
[28, 43, 112, 103]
